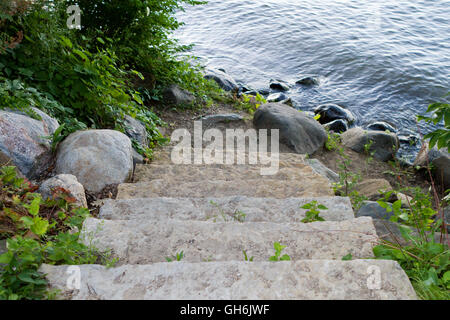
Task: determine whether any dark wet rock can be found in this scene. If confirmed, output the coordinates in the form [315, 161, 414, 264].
[204, 68, 239, 92]
[341, 127, 399, 162]
[323, 119, 348, 133]
[0, 109, 59, 179]
[258, 88, 271, 96]
[314, 104, 356, 125]
[253, 103, 327, 155]
[366, 121, 397, 133]
[296, 75, 320, 86]
[266, 92, 289, 103]
[163, 84, 195, 106]
[413, 144, 450, 189]
[356, 201, 394, 220]
[269, 79, 290, 92]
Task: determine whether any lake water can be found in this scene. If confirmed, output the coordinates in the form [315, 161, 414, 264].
[175, 0, 449, 161]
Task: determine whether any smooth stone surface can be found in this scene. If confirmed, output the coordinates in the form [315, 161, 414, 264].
[341, 127, 399, 162]
[324, 119, 348, 133]
[367, 121, 397, 133]
[314, 104, 356, 125]
[0, 109, 58, 179]
[357, 201, 394, 220]
[269, 79, 290, 92]
[55, 130, 133, 193]
[163, 84, 195, 106]
[413, 144, 449, 189]
[81, 217, 377, 264]
[117, 177, 334, 199]
[253, 103, 327, 155]
[355, 179, 394, 201]
[149, 148, 308, 165]
[266, 92, 289, 103]
[132, 149, 144, 167]
[200, 113, 244, 126]
[39, 260, 417, 300]
[296, 75, 320, 86]
[204, 68, 239, 91]
[123, 115, 148, 147]
[99, 196, 355, 222]
[306, 159, 339, 183]
[133, 163, 320, 183]
[39, 174, 87, 208]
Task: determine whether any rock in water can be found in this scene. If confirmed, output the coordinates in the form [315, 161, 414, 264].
[0, 109, 59, 179]
[323, 119, 348, 133]
[55, 130, 133, 193]
[39, 174, 88, 208]
[266, 92, 291, 104]
[269, 79, 290, 92]
[314, 104, 356, 125]
[253, 103, 327, 154]
[296, 75, 320, 86]
[366, 121, 397, 133]
[341, 127, 399, 162]
[413, 144, 450, 189]
[204, 68, 239, 92]
[162, 84, 195, 106]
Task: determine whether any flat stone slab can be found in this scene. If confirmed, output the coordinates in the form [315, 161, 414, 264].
[150, 148, 307, 165]
[99, 196, 355, 222]
[117, 178, 334, 199]
[40, 260, 417, 300]
[81, 217, 377, 264]
[133, 163, 323, 183]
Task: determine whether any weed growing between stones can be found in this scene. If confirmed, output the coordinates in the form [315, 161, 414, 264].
[300, 201, 327, 223]
[166, 251, 184, 262]
[208, 200, 246, 223]
[269, 242, 291, 262]
[0, 166, 116, 300]
[243, 250, 254, 262]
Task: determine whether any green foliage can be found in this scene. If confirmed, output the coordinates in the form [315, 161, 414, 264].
[208, 200, 246, 223]
[377, 188, 436, 230]
[325, 131, 341, 151]
[342, 253, 352, 261]
[166, 251, 184, 262]
[243, 250, 254, 262]
[418, 99, 450, 151]
[233, 93, 267, 115]
[300, 201, 327, 223]
[269, 242, 291, 262]
[0, 166, 114, 300]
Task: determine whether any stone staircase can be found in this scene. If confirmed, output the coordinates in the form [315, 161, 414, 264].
[40, 146, 418, 300]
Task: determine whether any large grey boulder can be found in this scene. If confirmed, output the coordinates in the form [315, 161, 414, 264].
[204, 68, 239, 92]
[341, 127, 399, 162]
[55, 130, 133, 193]
[39, 174, 87, 208]
[162, 84, 195, 106]
[253, 103, 327, 155]
[357, 201, 394, 220]
[0, 108, 59, 179]
[123, 116, 148, 147]
[413, 144, 449, 189]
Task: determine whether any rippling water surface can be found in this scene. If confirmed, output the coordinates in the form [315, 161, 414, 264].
[175, 0, 449, 160]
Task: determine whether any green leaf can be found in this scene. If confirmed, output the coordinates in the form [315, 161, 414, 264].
[30, 217, 49, 236]
[280, 254, 291, 261]
[342, 253, 352, 261]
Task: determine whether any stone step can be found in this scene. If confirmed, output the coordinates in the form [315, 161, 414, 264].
[39, 260, 417, 300]
[81, 217, 377, 264]
[99, 196, 355, 222]
[133, 163, 322, 183]
[150, 148, 307, 165]
[117, 178, 334, 199]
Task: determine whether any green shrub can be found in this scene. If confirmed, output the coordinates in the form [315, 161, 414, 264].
[0, 166, 114, 300]
[418, 98, 450, 151]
